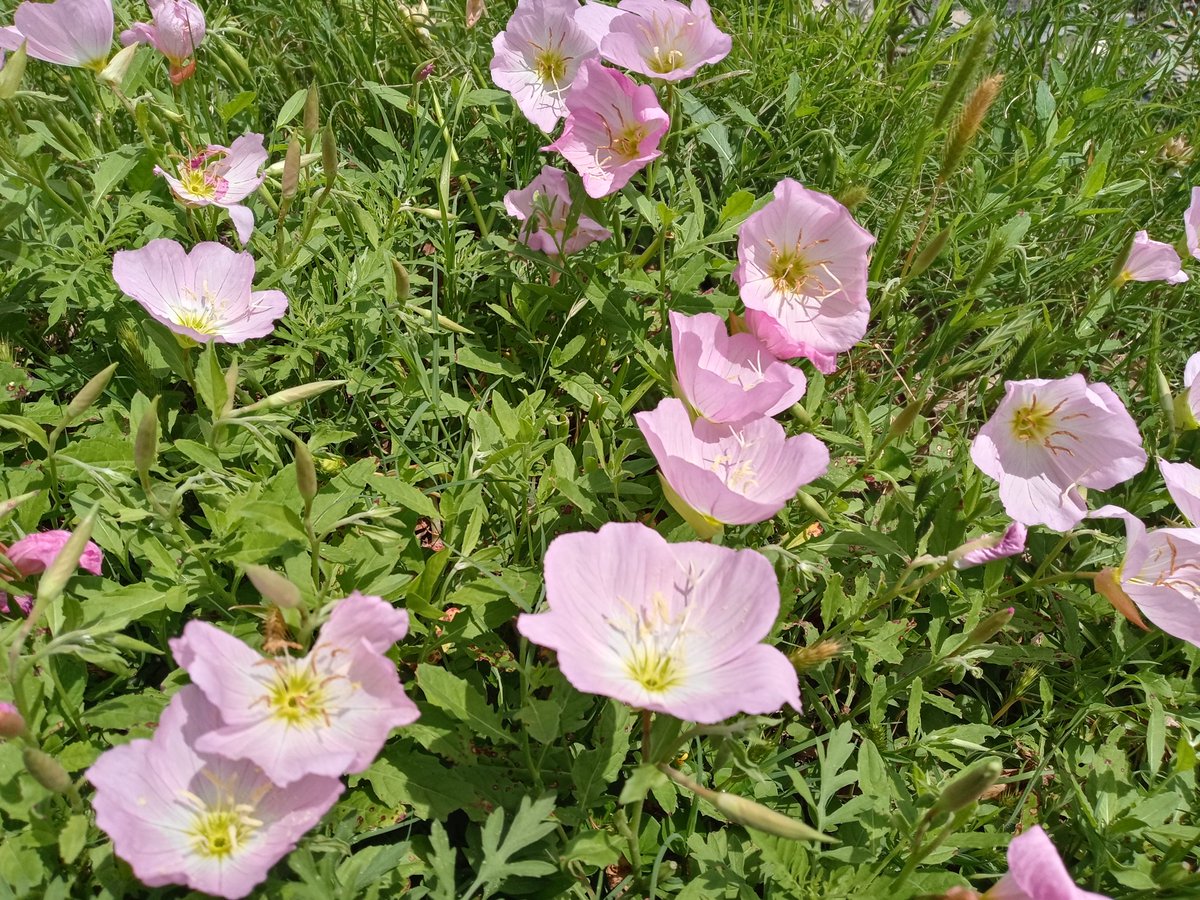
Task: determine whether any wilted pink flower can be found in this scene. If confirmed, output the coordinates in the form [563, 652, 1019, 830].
[88, 686, 343, 900]
[951, 521, 1027, 570]
[1186, 186, 1200, 261]
[1159, 459, 1200, 526]
[0, 529, 103, 615]
[599, 0, 729, 80]
[112, 239, 287, 344]
[985, 826, 1110, 900]
[670, 311, 806, 425]
[121, 0, 205, 85]
[155, 133, 267, 244]
[545, 58, 669, 198]
[0, 0, 113, 69]
[170, 592, 419, 787]
[970, 376, 1146, 532]
[1117, 230, 1188, 285]
[635, 397, 829, 530]
[734, 179, 875, 373]
[491, 0, 599, 133]
[504, 165, 611, 255]
[518, 522, 800, 722]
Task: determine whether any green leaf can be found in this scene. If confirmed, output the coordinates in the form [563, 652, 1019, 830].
[571, 702, 633, 813]
[427, 820, 457, 900]
[471, 794, 558, 896]
[618, 763, 666, 805]
[91, 147, 140, 206]
[275, 87, 309, 131]
[455, 345, 524, 380]
[58, 814, 89, 865]
[416, 664, 515, 745]
[358, 747, 477, 819]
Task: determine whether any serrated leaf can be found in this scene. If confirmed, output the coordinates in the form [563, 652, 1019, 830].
[417, 664, 515, 745]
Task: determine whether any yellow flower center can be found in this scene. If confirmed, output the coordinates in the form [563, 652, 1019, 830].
[188, 805, 261, 859]
[611, 124, 647, 160]
[1010, 401, 1055, 443]
[173, 309, 218, 335]
[709, 452, 758, 492]
[264, 663, 331, 727]
[648, 45, 685, 74]
[533, 48, 568, 84]
[625, 646, 680, 693]
[179, 166, 217, 200]
[767, 247, 813, 294]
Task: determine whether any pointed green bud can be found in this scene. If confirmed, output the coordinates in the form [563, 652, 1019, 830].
[392, 260, 410, 303]
[35, 508, 97, 610]
[222, 358, 239, 419]
[321, 124, 337, 191]
[229, 380, 345, 417]
[966, 607, 1014, 646]
[23, 747, 73, 794]
[1155, 364, 1176, 437]
[98, 43, 138, 88]
[0, 41, 28, 100]
[293, 438, 317, 502]
[303, 82, 320, 140]
[886, 392, 926, 444]
[929, 757, 1002, 819]
[0, 491, 39, 520]
[244, 564, 302, 610]
[280, 135, 301, 209]
[64, 362, 118, 424]
[133, 397, 159, 482]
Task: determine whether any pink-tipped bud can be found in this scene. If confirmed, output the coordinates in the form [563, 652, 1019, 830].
[0, 701, 26, 738]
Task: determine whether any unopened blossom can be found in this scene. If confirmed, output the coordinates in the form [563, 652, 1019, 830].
[491, 0, 599, 133]
[1180, 352, 1200, 428]
[734, 179, 875, 373]
[504, 165, 611, 255]
[670, 311, 806, 425]
[635, 397, 829, 529]
[1159, 459, 1200, 526]
[88, 686, 343, 900]
[112, 239, 287, 344]
[983, 826, 1109, 900]
[951, 521, 1028, 570]
[121, 0, 205, 85]
[545, 58, 669, 198]
[598, 0, 729, 80]
[969, 376, 1146, 531]
[156, 133, 267, 244]
[1186, 186, 1200, 261]
[0, 529, 103, 615]
[517, 522, 801, 722]
[170, 592, 419, 787]
[0, 701, 26, 738]
[0, 0, 113, 69]
[1117, 230, 1188, 285]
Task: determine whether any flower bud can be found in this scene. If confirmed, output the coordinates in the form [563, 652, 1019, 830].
[244, 564, 302, 610]
[98, 44, 138, 88]
[0, 701, 26, 738]
[0, 41, 28, 100]
[929, 757, 1002, 819]
[0, 491, 39, 520]
[23, 747, 73, 794]
[885, 392, 926, 444]
[1155, 364, 1176, 437]
[1094, 568, 1149, 631]
[321, 124, 337, 191]
[293, 438, 318, 502]
[64, 363, 118, 424]
[229, 380, 346, 417]
[303, 82, 320, 140]
[280, 135, 301, 208]
[392, 260, 411, 303]
[134, 397, 159, 482]
[966, 607, 1014, 645]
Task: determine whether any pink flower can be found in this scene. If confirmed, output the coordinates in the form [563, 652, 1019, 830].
[0, 0, 113, 69]
[599, 0, 730, 81]
[1184, 352, 1200, 427]
[87, 686, 344, 900]
[517, 522, 800, 722]
[155, 133, 267, 244]
[670, 310, 806, 425]
[984, 826, 1109, 900]
[635, 397, 829, 530]
[0, 701, 26, 737]
[170, 592, 419, 787]
[0, 529, 103, 615]
[121, 0, 205, 85]
[1118, 230, 1188, 285]
[112, 239, 288, 344]
[734, 179, 875, 373]
[1186, 186, 1200, 261]
[545, 58, 669, 198]
[950, 521, 1027, 570]
[504, 165, 611, 255]
[1159, 459, 1200, 526]
[490, 0, 599, 133]
[970, 376, 1146, 531]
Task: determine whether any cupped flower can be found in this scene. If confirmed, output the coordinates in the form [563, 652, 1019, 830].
[544, 58, 669, 198]
[734, 179, 875, 373]
[518, 522, 801, 722]
[969, 375, 1147, 532]
[600, 0, 730, 81]
[0, 529, 103, 615]
[504, 165, 611, 255]
[983, 826, 1110, 900]
[155, 133, 267, 244]
[635, 397, 829, 530]
[1186, 186, 1200, 261]
[1117, 230, 1188, 285]
[112, 239, 287, 344]
[170, 592, 419, 787]
[0, 0, 113, 69]
[87, 686, 344, 900]
[950, 521, 1028, 570]
[670, 310, 806, 425]
[121, 0, 205, 85]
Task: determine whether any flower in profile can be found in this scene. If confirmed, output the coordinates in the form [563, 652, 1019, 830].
[518, 522, 800, 722]
[170, 592, 419, 787]
[1186, 186, 1200, 261]
[969, 376, 1146, 531]
[121, 0, 205, 85]
[504, 165, 611, 255]
[983, 826, 1110, 900]
[0, 529, 103, 615]
[545, 58, 669, 198]
[0, 0, 113, 69]
[599, 0, 730, 81]
[87, 685, 343, 900]
[1159, 459, 1200, 526]
[950, 521, 1028, 570]
[155, 133, 267, 244]
[112, 239, 288, 344]
[635, 397, 829, 532]
[670, 311, 806, 425]
[734, 179, 875, 374]
[1116, 230, 1188, 285]
[491, 0, 599, 133]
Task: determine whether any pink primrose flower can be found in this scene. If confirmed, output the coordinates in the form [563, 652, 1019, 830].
[1185, 186, 1200, 261]
[1118, 230, 1187, 285]
[951, 521, 1028, 570]
[121, 0, 205, 84]
[599, 0, 730, 81]
[504, 165, 611, 255]
[0, 529, 102, 615]
[984, 826, 1109, 900]
[155, 133, 267, 244]
[0, 0, 113, 69]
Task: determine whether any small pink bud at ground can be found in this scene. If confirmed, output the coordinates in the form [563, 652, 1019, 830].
[0, 701, 25, 738]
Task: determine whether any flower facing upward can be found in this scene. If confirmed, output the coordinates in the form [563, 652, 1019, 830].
[0, 529, 103, 615]
[504, 165, 611, 255]
[112, 239, 288, 344]
[635, 397, 829, 529]
[87, 686, 344, 900]
[600, 0, 730, 81]
[156, 133, 267, 244]
[734, 179, 875, 373]
[983, 826, 1110, 900]
[670, 311, 806, 426]
[0, 0, 113, 69]
[121, 0, 205, 84]
[1186, 186, 1200, 261]
[544, 58, 670, 198]
[170, 592, 419, 787]
[970, 376, 1146, 531]
[518, 522, 801, 722]
[1117, 230, 1188, 285]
